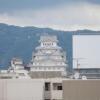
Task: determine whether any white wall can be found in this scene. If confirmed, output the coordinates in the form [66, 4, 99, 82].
[73, 35, 100, 69]
[51, 90, 62, 99]
[0, 79, 44, 100]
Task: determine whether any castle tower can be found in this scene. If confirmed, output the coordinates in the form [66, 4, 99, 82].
[29, 35, 68, 78]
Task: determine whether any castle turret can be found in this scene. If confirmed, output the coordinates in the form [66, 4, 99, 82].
[11, 58, 24, 70]
[29, 35, 68, 78]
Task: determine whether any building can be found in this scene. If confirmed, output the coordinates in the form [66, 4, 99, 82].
[29, 35, 68, 78]
[1, 78, 100, 100]
[0, 78, 64, 100]
[1, 34, 100, 100]
[10, 58, 24, 70]
[44, 78, 63, 100]
[0, 79, 44, 100]
[73, 35, 100, 79]
[63, 79, 100, 100]
[0, 58, 30, 79]
[73, 68, 100, 79]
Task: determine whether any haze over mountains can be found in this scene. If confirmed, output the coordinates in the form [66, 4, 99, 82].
[0, 23, 100, 69]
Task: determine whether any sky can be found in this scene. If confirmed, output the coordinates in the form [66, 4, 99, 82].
[0, 0, 100, 30]
[73, 35, 100, 69]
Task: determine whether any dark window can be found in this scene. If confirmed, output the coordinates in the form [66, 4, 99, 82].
[57, 85, 62, 90]
[53, 83, 62, 90]
[45, 82, 50, 91]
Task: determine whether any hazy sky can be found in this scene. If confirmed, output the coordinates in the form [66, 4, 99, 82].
[0, 0, 100, 30]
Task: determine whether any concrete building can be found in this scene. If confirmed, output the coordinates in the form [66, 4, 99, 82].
[1, 78, 100, 100]
[0, 79, 44, 100]
[44, 78, 63, 100]
[74, 68, 100, 79]
[73, 35, 100, 79]
[63, 79, 100, 100]
[0, 78, 63, 100]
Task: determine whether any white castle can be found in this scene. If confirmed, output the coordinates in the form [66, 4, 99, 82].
[0, 35, 68, 79]
[29, 35, 68, 78]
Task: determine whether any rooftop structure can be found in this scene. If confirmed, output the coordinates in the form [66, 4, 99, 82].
[73, 68, 100, 79]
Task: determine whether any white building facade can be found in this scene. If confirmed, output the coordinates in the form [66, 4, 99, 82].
[0, 58, 30, 79]
[0, 79, 44, 100]
[30, 35, 68, 78]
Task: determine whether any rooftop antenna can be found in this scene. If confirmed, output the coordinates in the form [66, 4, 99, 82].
[73, 58, 85, 73]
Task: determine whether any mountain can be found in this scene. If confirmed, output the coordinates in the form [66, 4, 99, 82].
[0, 23, 100, 70]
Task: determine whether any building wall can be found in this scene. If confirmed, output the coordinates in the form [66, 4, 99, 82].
[0, 79, 44, 100]
[44, 78, 63, 100]
[29, 71, 62, 78]
[63, 80, 100, 100]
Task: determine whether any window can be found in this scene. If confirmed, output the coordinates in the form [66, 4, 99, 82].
[57, 85, 62, 90]
[53, 83, 62, 90]
[45, 82, 50, 91]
